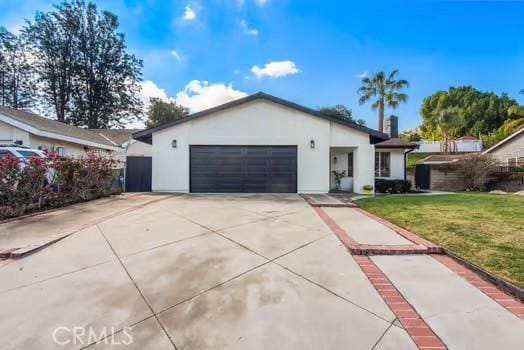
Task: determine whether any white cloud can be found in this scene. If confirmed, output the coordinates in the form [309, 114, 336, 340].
[175, 80, 248, 112]
[139, 79, 247, 115]
[251, 60, 300, 79]
[356, 71, 368, 79]
[182, 5, 197, 21]
[240, 20, 259, 36]
[139, 80, 172, 108]
[169, 50, 181, 60]
[255, 0, 270, 6]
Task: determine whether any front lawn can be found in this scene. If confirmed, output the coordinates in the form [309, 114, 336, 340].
[357, 193, 524, 287]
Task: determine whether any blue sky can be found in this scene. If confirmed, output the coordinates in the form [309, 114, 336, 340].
[1, 0, 523, 131]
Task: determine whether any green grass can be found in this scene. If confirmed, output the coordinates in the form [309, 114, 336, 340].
[406, 153, 430, 169]
[357, 193, 524, 287]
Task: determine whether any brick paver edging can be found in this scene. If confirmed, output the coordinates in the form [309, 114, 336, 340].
[433, 255, 524, 319]
[312, 206, 431, 255]
[353, 208, 442, 253]
[353, 255, 447, 350]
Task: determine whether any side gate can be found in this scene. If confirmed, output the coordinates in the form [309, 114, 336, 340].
[125, 156, 152, 192]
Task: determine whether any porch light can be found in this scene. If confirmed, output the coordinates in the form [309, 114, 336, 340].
[333, 156, 338, 164]
[172, 139, 177, 148]
[310, 140, 315, 149]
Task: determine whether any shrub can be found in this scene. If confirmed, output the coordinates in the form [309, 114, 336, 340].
[454, 154, 498, 191]
[0, 152, 121, 219]
[375, 179, 412, 194]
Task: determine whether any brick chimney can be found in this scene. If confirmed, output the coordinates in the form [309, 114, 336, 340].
[384, 115, 399, 138]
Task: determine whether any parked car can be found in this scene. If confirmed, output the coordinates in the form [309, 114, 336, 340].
[0, 145, 48, 159]
[0, 145, 54, 183]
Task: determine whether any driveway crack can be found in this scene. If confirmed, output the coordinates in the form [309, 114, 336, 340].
[95, 224, 179, 350]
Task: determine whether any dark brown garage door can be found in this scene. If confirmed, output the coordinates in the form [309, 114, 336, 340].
[190, 146, 297, 193]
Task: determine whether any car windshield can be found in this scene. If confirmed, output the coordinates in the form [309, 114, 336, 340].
[0, 150, 13, 158]
[17, 150, 42, 158]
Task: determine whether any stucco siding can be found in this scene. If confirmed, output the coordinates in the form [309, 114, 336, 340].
[0, 121, 30, 146]
[151, 100, 376, 194]
[376, 148, 406, 180]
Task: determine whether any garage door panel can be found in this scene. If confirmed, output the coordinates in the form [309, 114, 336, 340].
[190, 146, 296, 193]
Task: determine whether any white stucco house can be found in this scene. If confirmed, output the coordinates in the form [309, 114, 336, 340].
[0, 107, 151, 161]
[133, 92, 416, 194]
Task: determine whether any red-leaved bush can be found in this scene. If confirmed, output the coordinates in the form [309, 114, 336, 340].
[0, 153, 121, 219]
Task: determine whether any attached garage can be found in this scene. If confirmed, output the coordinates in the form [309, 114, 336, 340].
[133, 92, 392, 194]
[190, 146, 297, 193]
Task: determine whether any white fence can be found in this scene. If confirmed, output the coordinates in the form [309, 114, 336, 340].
[412, 140, 482, 153]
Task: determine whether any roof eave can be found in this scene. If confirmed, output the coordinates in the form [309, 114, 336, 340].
[132, 92, 389, 142]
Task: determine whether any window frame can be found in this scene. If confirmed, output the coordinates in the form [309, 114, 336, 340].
[375, 151, 391, 178]
[347, 152, 354, 177]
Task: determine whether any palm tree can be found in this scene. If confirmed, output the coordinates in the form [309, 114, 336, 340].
[429, 107, 465, 154]
[357, 70, 409, 132]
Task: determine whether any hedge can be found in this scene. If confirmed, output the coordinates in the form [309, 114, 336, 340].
[0, 152, 122, 220]
[375, 179, 412, 194]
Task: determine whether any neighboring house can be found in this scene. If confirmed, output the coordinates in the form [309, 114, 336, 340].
[0, 107, 121, 156]
[0, 106, 151, 160]
[412, 135, 482, 153]
[133, 92, 416, 194]
[89, 129, 152, 160]
[483, 127, 524, 167]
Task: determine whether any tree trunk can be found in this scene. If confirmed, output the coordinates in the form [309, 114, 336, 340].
[378, 98, 385, 132]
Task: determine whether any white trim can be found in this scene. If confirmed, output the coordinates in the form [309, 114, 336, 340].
[0, 114, 122, 151]
[483, 127, 524, 154]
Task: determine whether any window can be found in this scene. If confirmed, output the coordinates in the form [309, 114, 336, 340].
[375, 152, 390, 177]
[0, 150, 13, 158]
[17, 150, 41, 158]
[347, 152, 354, 177]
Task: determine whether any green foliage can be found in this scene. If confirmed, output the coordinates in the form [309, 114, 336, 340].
[362, 184, 374, 191]
[406, 153, 429, 169]
[375, 179, 411, 193]
[481, 118, 524, 147]
[331, 170, 346, 190]
[400, 128, 422, 141]
[23, 0, 143, 127]
[420, 86, 520, 140]
[426, 106, 465, 153]
[0, 152, 120, 219]
[318, 105, 366, 125]
[146, 98, 189, 128]
[357, 70, 409, 131]
[0, 27, 35, 108]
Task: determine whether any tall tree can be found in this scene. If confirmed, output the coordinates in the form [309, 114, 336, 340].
[420, 86, 520, 140]
[24, 0, 143, 128]
[146, 98, 189, 128]
[24, 2, 80, 122]
[357, 70, 409, 132]
[0, 27, 34, 108]
[318, 105, 366, 126]
[427, 107, 465, 154]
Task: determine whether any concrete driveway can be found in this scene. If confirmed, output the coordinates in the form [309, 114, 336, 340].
[0, 194, 415, 349]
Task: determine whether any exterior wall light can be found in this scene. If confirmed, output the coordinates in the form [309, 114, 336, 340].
[310, 140, 315, 149]
[333, 156, 338, 164]
[172, 139, 177, 148]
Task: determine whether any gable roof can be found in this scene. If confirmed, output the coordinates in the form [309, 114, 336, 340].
[133, 92, 389, 144]
[88, 129, 142, 146]
[0, 107, 122, 151]
[375, 137, 418, 149]
[483, 127, 524, 154]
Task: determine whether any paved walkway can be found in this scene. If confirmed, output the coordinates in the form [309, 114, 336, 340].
[0, 194, 522, 349]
